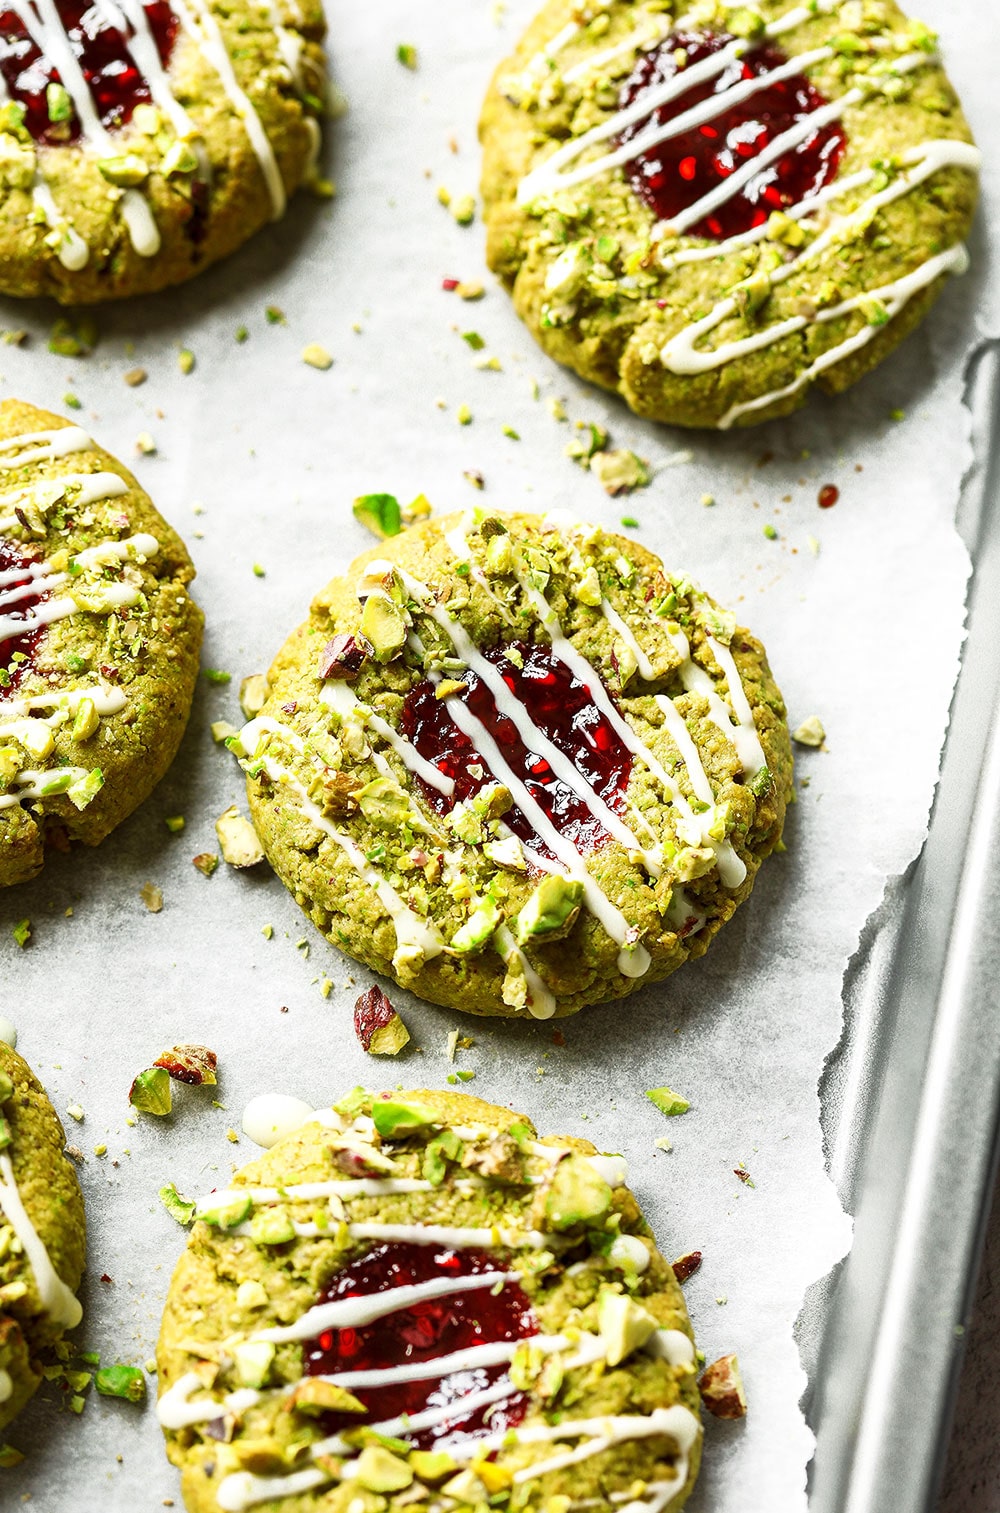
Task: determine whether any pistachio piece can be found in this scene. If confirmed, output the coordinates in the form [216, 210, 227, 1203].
[98, 153, 149, 186]
[542, 1152, 612, 1231]
[94, 1365, 146, 1403]
[359, 593, 406, 662]
[353, 1445, 413, 1493]
[233, 1341, 275, 1390]
[450, 896, 501, 954]
[354, 986, 411, 1056]
[286, 1379, 367, 1416]
[197, 1193, 252, 1230]
[792, 714, 826, 748]
[356, 777, 410, 827]
[216, 806, 264, 868]
[370, 1098, 436, 1139]
[249, 1207, 296, 1245]
[67, 768, 104, 810]
[597, 1289, 659, 1366]
[353, 493, 402, 539]
[128, 1066, 172, 1116]
[239, 674, 269, 719]
[513, 874, 584, 945]
[646, 1085, 689, 1117]
[409, 1450, 458, 1483]
[317, 633, 371, 681]
[589, 449, 652, 497]
[698, 1353, 747, 1419]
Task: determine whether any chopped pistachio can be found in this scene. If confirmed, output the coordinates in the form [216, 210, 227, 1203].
[210, 719, 239, 743]
[161, 140, 198, 176]
[192, 853, 219, 877]
[129, 1066, 172, 1116]
[233, 1340, 275, 1389]
[646, 1085, 689, 1117]
[544, 1153, 612, 1230]
[451, 194, 475, 225]
[371, 1098, 436, 1139]
[353, 493, 402, 539]
[462, 330, 485, 351]
[762, 523, 778, 540]
[456, 280, 484, 300]
[598, 1290, 659, 1366]
[456, 403, 473, 425]
[792, 715, 826, 748]
[178, 347, 195, 375]
[46, 81, 72, 121]
[203, 668, 232, 686]
[216, 806, 264, 868]
[513, 874, 583, 945]
[159, 1183, 196, 1225]
[123, 367, 147, 387]
[98, 153, 149, 186]
[239, 673, 269, 717]
[265, 304, 286, 324]
[135, 431, 156, 455]
[140, 882, 163, 913]
[589, 449, 651, 496]
[11, 919, 30, 948]
[198, 1192, 252, 1228]
[359, 594, 406, 662]
[163, 815, 185, 835]
[301, 343, 333, 370]
[94, 1364, 146, 1403]
[63, 393, 82, 410]
[395, 42, 418, 70]
[71, 697, 99, 742]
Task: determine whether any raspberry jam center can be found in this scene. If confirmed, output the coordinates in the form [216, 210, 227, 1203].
[0, 539, 47, 692]
[617, 31, 847, 239]
[400, 641, 633, 861]
[304, 1243, 537, 1446]
[0, 0, 178, 145]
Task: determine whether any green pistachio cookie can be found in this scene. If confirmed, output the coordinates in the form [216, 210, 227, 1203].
[480, 0, 979, 429]
[0, 1041, 86, 1430]
[0, 398, 203, 886]
[236, 510, 791, 1019]
[157, 1086, 703, 1513]
[0, 0, 326, 303]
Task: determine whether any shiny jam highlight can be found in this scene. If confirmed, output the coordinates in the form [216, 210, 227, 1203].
[0, 539, 46, 692]
[0, 0, 178, 145]
[617, 31, 846, 239]
[401, 640, 633, 860]
[304, 1242, 537, 1446]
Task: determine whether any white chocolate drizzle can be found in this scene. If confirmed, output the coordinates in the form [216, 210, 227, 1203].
[321, 679, 453, 795]
[494, 921, 558, 1020]
[238, 730, 444, 975]
[249, 1270, 520, 1345]
[0, 1151, 82, 1328]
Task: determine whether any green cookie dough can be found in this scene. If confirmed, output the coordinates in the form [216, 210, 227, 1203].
[0, 399, 203, 886]
[237, 510, 791, 1018]
[0, 1041, 86, 1430]
[157, 1087, 703, 1513]
[0, 0, 326, 303]
[480, 0, 979, 429]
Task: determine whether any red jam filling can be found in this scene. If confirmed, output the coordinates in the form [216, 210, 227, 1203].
[304, 1243, 537, 1447]
[617, 31, 846, 239]
[400, 641, 633, 861]
[0, 539, 47, 692]
[0, 0, 178, 145]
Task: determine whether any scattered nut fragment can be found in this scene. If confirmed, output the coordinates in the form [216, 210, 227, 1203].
[140, 882, 163, 913]
[239, 674, 269, 718]
[192, 853, 219, 877]
[135, 431, 156, 455]
[698, 1353, 747, 1419]
[792, 715, 826, 748]
[317, 633, 371, 681]
[646, 1085, 689, 1117]
[216, 806, 264, 868]
[589, 448, 652, 496]
[129, 1066, 173, 1116]
[123, 367, 147, 387]
[153, 1044, 218, 1086]
[671, 1250, 703, 1283]
[301, 343, 333, 370]
[210, 720, 239, 744]
[456, 281, 484, 300]
[354, 985, 410, 1055]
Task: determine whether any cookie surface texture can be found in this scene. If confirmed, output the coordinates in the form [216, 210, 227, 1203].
[0, 1041, 86, 1430]
[0, 0, 325, 302]
[480, 0, 979, 429]
[0, 398, 203, 885]
[157, 1087, 703, 1513]
[239, 511, 791, 1019]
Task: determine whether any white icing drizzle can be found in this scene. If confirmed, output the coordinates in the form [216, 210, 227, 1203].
[718, 241, 970, 428]
[30, 178, 89, 270]
[667, 627, 767, 776]
[493, 921, 558, 1020]
[250, 1271, 521, 1345]
[0, 1152, 81, 1328]
[108, 0, 199, 138]
[238, 733, 444, 974]
[387, 560, 651, 980]
[346, 1220, 551, 1249]
[516, 0, 841, 204]
[321, 680, 453, 795]
[172, 0, 286, 217]
[0, 532, 158, 640]
[0, 427, 90, 470]
[660, 139, 980, 376]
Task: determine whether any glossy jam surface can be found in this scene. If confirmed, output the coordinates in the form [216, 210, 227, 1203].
[0, 0, 178, 145]
[0, 539, 46, 692]
[304, 1243, 537, 1446]
[401, 641, 633, 860]
[617, 31, 847, 239]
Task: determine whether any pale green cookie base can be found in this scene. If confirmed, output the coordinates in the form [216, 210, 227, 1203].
[480, 0, 978, 429]
[0, 0, 326, 304]
[0, 399, 204, 886]
[245, 512, 792, 1019]
[158, 1088, 703, 1513]
[0, 1043, 86, 1432]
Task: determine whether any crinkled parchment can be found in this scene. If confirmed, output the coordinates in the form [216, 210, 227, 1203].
[0, 0, 997, 1505]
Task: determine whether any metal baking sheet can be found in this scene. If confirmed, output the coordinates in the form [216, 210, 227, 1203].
[0, 0, 996, 1509]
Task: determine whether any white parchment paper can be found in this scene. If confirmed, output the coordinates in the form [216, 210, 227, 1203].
[0, 0, 997, 1506]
